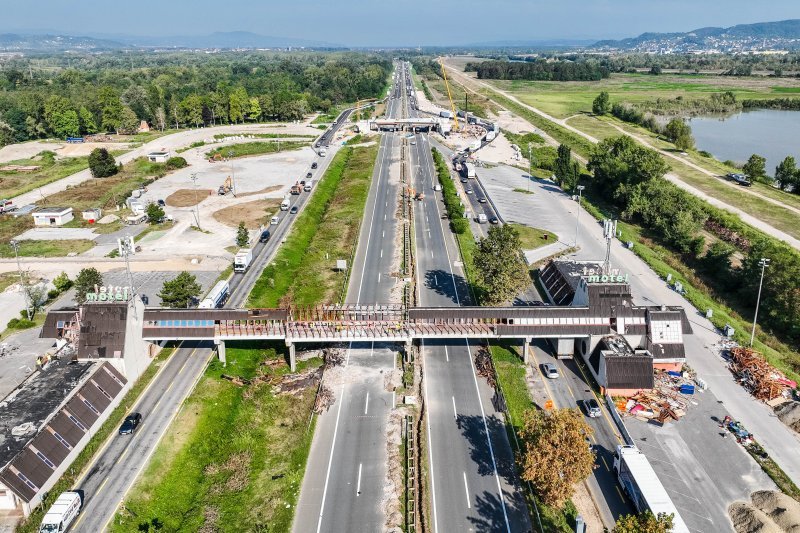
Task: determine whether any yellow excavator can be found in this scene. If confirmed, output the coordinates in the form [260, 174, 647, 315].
[218, 176, 233, 195]
[438, 57, 460, 131]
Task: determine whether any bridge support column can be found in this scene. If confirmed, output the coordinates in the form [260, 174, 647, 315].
[522, 337, 531, 365]
[404, 338, 413, 363]
[216, 339, 227, 367]
[287, 342, 296, 372]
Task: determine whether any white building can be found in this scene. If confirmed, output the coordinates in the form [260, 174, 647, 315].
[147, 151, 170, 163]
[32, 207, 73, 226]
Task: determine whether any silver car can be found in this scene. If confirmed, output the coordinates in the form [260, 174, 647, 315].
[582, 398, 602, 418]
[542, 363, 559, 379]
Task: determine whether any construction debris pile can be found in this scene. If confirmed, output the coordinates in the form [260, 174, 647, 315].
[727, 347, 797, 402]
[474, 347, 496, 389]
[619, 370, 703, 425]
[314, 384, 335, 414]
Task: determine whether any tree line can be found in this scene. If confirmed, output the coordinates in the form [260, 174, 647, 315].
[0, 52, 392, 146]
[465, 59, 610, 81]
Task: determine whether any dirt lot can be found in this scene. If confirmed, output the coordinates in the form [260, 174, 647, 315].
[166, 189, 214, 207]
[237, 185, 282, 198]
[212, 199, 281, 229]
[730, 490, 800, 532]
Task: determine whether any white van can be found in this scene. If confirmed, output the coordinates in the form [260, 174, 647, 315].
[39, 491, 82, 533]
[270, 216, 279, 225]
[280, 197, 290, 211]
[304, 180, 314, 192]
[477, 214, 488, 224]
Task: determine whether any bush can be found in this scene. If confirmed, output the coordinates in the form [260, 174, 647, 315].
[53, 272, 72, 292]
[165, 156, 188, 170]
[47, 289, 60, 300]
[88, 148, 118, 178]
[8, 318, 36, 329]
[450, 218, 469, 234]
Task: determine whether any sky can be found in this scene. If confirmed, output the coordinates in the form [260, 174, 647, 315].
[2, 0, 799, 47]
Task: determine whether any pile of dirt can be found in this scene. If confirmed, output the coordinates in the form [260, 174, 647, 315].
[237, 184, 282, 198]
[775, 402, 800, 433]
[165, 188, 213, 207]
[212, 199, 280, 229]
[382, 409, 404, 532]
[730, 490, 800, 533]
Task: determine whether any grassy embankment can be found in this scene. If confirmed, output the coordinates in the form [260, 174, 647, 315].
[111, 144, 378, 531]
[110, 344, 323, 532]
[474, 76, 800, 381]
[15, 347, 176, 533]
[0, 157, 174, 258]
[248, 143, 378, 307]
[1, 152, 90, 199]
[205, 140, 307, 160]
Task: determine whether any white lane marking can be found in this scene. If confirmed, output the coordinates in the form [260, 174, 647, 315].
[365, 392, 370, 415]
[355, 139, 388, 303]
[465, 340, 511, 532]
[382, 230, 385, 238]
[380, 249, 383, 258]
[356, 463, 363, 496]
[452, 396, 457, 419]
[445, 345, 449, 362]
[463, 472, 471, 509]
[378, 273, 382, 283]
[316, 343, 353, 533]
[422, 340, 439, 533]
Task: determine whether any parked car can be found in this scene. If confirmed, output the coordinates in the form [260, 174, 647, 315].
[157, 199, 166, 207]
[541, 363, 559, 379]
[311, 162, 318, 169]
[581, 398, 602, 418]
[119, 412, 142, 435]
[306, 172, 313, 179]
[290, 206, 298, 214]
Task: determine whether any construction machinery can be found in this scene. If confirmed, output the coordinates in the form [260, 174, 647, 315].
[218, 176, 233, 195]
[438, 57, 460, 131]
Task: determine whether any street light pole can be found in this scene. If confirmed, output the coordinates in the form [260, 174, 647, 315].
[190, 173, 202, 230]
[574, 185, 585, 248]
[9, 240, 31, 320]
[527, 142, 532, 193]
[749, 257, 770, 346]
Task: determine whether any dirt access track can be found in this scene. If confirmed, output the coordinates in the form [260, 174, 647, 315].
[212, 199, 281, 229]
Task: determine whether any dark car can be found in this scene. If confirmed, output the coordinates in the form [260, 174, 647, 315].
[259, 230, 271, 244]
[290, 206, 299, 214]
[311, 162, 318, 169]
[157, 199, 166, 207]
[306, 172, 313, 179]
[489, 217, 499, 224]
[119, 413, 142, 435]
[478, 198, 487, 204]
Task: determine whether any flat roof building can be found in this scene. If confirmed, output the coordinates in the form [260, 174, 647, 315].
[31, 207, 73, 227]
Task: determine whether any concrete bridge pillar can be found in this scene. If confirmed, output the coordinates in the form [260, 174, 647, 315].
[287, 342, 296, 372]
[404, 338, 413, 363]
[522, 337, 531, 365]
[216, 339, 227, 367]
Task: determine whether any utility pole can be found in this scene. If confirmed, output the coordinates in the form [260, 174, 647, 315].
[190, 173, 202, 230]
[528, 143, 533, 193]
[118, 237, 138, 318]
[228, 150, 237, 196]
[9, 240, 32, 320]
[574, 185, 585, 248]
[749, 258, 770, 346]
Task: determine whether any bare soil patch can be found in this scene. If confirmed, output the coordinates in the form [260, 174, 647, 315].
[212, 199, 280, 229]
[775, 401, 800, 434]
[730, 490, 800, 533]
[166, 188, 214, 207]
[237, 184, 282, 198]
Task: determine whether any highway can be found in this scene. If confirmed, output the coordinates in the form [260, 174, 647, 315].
[71, 342, 212, 532]
[406, 61, 531, 532]
[293, 64, 404, 533]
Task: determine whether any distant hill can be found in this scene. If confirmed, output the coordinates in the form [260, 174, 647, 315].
[0, 33, 126, 52]
[0, 31, 340, 52]
[593, 19, 800, 51]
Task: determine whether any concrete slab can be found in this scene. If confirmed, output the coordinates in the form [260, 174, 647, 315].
[16, 227, 99, 241]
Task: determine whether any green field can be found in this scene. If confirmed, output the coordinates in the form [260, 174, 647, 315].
[509, 223, 558, 250]
[110, 343, 322, 533]
[1, 153, 90, 199]
[248, 143, 378, 307]
[206, 140, 307, 159]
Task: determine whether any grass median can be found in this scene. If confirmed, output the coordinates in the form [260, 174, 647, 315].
[206, 140, 307, 159]
[110, 342, 323, 532]
[248, 143, 378, 307]
[15, 346, 176, 533]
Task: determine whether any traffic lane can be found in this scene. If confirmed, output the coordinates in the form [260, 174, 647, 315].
[424, 340, 525, 533]
[73, 343, 213, 532]
[319, 344, 395, 533]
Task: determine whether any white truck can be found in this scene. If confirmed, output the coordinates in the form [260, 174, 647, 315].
[234, 248, 253, 273]
[439, 110, 453, 118]
[304, 180, 314, 192]
[465, 162, 477, 179]
[39, 491, 82, 533]
[319, 148, 327, 157]
[613, 445, 690, 533]
[199, 280, 229, 309]
[280, 196, 290, 211]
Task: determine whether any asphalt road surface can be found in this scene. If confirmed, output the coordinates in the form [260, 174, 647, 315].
[293, 64, 403, 533]
[407, 63, 531, 532]
[71, 342, 212, 532]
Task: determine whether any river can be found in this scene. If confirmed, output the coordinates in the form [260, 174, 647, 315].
[688, 109, 800, 176]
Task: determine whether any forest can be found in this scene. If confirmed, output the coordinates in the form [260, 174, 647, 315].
[0, 52, 392, 146]
[465, 59, 610, 81]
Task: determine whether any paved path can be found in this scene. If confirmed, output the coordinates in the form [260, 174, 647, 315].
[443, 62, 800, 253]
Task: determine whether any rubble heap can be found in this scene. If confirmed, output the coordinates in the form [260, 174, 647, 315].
[728, 347, 796, 402]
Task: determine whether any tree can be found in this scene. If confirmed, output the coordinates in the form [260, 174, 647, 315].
[229, 86, 249, 123]
[146, 202, 165, 224]
[43, 95, 80, 138]
[612, 511, 674, 533]
[154, 107, 167, 132]
[473, 225, 530, 305]
[248, 97, 262, 121]
[592, 91, 611, 115]
[742, 154, 767, 183]
[588, 135, 669, 207]
[236, 222, 249, 247]
[774, 156, 797, 190]
[74, 268, 103, 305]
[78, 107, 98, 134]
[118, 106, 140, 135]
[663, 118, 694, 151]
[554, 144, 572, 185]
[97, 85, 124, 133]
[52, 272, 73, 293]
[88, 148, 118, 178]
[180, 94, 204, 128]
[519, 408, 595, 508]
[158, 271, 202, 308]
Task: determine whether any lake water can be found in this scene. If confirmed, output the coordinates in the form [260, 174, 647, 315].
[688, 109, 800, 176]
